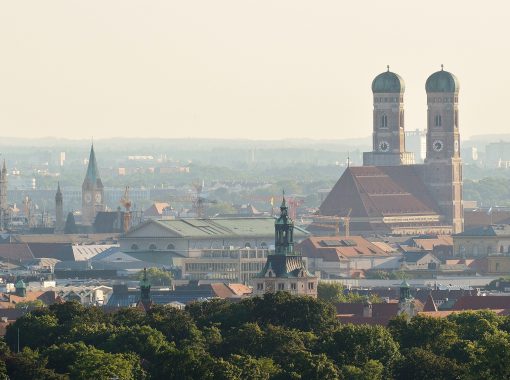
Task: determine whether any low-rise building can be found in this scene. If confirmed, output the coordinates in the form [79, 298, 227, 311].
[297, 236, 401, 278]
[453, 224, 510, 257]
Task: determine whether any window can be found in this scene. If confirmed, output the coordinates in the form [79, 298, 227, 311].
[131, 244, 139, 251]
[500, 246, 504, 254]
[400, 110, 404, 128]
[149, 244, 157, 251]
[454, 110, 458, 127]
[308, 282, 314, 290]
[435, 114, 442, 127]
[257, 283, 263, 290]
[291, 283, 297, 290]
[278, 283, 285, 290]
[167, 243, 175, 250]
[381, 114, 388, 128]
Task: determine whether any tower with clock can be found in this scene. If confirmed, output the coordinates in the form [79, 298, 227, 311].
[363, 66, 415, 166]
[81, 144, 105, 226]
[422, 66, 463, 233]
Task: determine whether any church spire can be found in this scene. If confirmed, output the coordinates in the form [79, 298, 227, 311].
[275, 191, 294, 255]
[84, 144, 102, 187]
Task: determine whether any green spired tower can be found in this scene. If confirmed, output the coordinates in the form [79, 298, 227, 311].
[253, 192, 318, 298]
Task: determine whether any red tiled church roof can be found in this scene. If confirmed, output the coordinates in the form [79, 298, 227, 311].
[320, 166, 440, 218]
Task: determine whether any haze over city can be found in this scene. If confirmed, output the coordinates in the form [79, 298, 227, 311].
[1, 0, 509, 140]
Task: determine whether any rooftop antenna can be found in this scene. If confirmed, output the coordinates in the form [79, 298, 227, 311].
[387, 65, 390, 72]
[441, 64, 444, 71]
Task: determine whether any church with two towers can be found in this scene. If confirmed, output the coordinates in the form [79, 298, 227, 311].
[319, 66, 463, 235]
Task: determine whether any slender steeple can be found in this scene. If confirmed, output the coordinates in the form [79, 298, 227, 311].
[82, 144, 105, 225]
[275, 191, 294, 255]
[84, 144, 103, 188]
[140, 268, 151, 303]
[0, 160, 8, 230]
[55, 183, 64, 234]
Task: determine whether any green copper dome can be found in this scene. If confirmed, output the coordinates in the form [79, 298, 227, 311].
[426, 67, 459, 93]
[372, 68, 405, 94]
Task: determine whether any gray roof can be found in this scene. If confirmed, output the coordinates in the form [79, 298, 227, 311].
[126, 217, 309, 239]
[455, 224, 510, 237]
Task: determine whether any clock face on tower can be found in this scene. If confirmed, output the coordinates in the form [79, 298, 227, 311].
[378, 140, 390, 152]
[433, 140, 444, 152]
[84, 193, 92, 204]
[95, 193, 102, 203]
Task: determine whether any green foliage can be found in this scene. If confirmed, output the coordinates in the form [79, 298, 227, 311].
[4, 299, 510, 378]
[136, 267, 173, 286]
[318, 282, 381, 304]
[14, 299, 46, 309]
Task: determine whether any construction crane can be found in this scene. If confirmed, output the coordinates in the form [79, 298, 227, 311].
[161, 181, 217, 218]
[120, 186, 132, 233]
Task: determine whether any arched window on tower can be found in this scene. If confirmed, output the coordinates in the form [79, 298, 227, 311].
[435, 115, 442, 127]
[381, 114, 388, 128]
[400, 110, 404, 128]
[454, 110, 458, 127]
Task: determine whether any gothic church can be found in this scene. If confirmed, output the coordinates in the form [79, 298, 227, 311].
[319, 66, 463, 235]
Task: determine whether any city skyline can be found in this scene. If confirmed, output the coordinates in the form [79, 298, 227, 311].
[1, 1, 509, 140]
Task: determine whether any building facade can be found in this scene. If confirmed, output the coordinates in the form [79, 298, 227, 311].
[252, 196, 318, 298]
[319, 67, 464, 235]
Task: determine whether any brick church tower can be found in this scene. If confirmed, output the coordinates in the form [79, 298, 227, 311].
[421, 66, 463, 233]
[82, 145, 105, 226]
[363, 66, 415, 166]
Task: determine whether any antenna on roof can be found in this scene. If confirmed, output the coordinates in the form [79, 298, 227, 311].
[387, 65, 390, 72]
[441, 64, 444, 71]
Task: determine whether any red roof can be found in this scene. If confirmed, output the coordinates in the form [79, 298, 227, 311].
[320, 166, 440, 218]
[452, 296, 510, 311]
[297, 236, 398, 263]
[423, 294, 438, 312]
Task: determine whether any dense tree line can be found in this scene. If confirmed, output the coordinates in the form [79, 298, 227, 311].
[2, 293, 510, 379]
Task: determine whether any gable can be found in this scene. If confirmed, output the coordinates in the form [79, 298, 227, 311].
[123, 220, 183, 239]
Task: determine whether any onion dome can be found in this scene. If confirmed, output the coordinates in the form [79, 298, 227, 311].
[372, 66, 405, 93]
[426, 65, 459, 93]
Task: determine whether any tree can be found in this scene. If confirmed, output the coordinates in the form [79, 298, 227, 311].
[251, 292, 338, 332]
[14, 299, 46, 309]
[5, 311, 58, 350]
[322, 324, 400, 376]
[318, 282, 381, 304]
[145, 305, 203, 348]
[388, 314, 458, 354]
[393, 347, 465, 380]
[137, 267, 173, 286]
[68, 345, 146, 380]
[4, 347, 68, 380]
[468, 330, 510, 380]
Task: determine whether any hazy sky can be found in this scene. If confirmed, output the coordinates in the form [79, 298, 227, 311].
[0, 1, 508, 140]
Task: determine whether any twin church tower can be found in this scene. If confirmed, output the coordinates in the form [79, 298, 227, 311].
[320, 66, 463, 234]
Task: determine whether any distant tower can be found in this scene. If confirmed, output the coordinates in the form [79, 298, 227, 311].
[55, 183, 64, 234]
[363, 66, 414, 166]
[423, 66, 463, 233]
[137, 268, 152, 311]
[0, 161, 8, 229]
[81, 145, 105, 225]
[253, 192, 318, 298]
